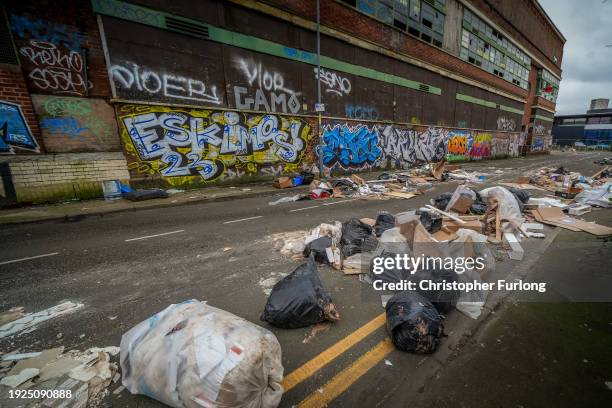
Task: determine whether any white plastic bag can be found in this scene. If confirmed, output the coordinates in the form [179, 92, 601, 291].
[479, 186, 523, 222]
[120, 300, 283, 408]
[574, 182, 611, 208]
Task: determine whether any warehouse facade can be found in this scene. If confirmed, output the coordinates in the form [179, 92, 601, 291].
[0, 0, 564, 203]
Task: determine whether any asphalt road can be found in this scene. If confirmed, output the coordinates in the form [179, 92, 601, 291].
[0, 151, 609, 408]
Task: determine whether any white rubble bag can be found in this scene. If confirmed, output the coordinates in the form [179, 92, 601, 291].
[479, 186, 523, 223]
[120, 300, 284, 408]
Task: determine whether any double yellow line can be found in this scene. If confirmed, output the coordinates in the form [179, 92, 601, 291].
[281, 312, 394, 407]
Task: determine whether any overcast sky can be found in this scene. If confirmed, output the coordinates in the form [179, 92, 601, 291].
[538, 0, 612, 114]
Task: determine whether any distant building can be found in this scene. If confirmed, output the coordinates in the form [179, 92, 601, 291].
[552, 99, 612, 147]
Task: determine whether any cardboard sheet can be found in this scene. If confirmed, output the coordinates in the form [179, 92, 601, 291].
[533, 207, 612, 236]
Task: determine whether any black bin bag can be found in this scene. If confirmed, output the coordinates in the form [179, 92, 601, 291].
[374, 213, 396, 237]
[341, 218, 378, 257]
[385, 291, 444, 354]
[261, 257, 340, 329]
[303, 236, 332, 263]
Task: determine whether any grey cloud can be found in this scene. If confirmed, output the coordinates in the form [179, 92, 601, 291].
[539, 0, 612, 114]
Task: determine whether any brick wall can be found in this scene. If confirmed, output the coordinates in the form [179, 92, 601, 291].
[0, 153, 129, 203]
[6, 0, 111, 98]
[0, 66, 42, 150]
[261, 0, 530, 100]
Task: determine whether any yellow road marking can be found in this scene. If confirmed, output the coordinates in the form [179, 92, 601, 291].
[297, 338, 395, 408]
[282, 312, 386, 392]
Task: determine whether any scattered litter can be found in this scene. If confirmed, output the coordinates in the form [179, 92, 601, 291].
[302, 322, 333, 344]
[121, 300, 283, 408]
[165, 188, 184, 195]
[384, 359, 393, 366]
[0, 301, 84, 339]
[269, 195, 302, 205]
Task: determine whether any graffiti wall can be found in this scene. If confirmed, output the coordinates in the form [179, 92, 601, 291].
[0, 101, 39, 154]
[31, 95, 120, 153]
[320, 121, 520, 171]
[10, 14, 92, 96]
[116, 104, 313, 186]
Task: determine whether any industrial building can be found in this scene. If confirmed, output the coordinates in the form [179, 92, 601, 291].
[1, 0, 565, 203]
[552, 98, 612, 147]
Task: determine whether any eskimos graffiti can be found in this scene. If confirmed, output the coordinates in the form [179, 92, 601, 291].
[0, 101, 39, 154]
[117, 105, 312, 185]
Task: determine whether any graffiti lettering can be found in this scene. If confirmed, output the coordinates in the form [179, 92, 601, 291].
[496, 116, 516, 131]
[321, 124, 381, 168]
[33, 96, 117, 149]
[118, 105, 311, 184]
[40, 117, 88, 138]
[0, 101, 39, 153]
[345, 105, 378, 120]
[470, 132, 492, 160]
[379, 126, 447, 168]
[447, 131, 470, 160]
[110, 61, 222, 105]
[19, 40, 90, 95]
[533, 124, 545, 135]
[234, 58, 301, 114]
[314, 68, 351, 96]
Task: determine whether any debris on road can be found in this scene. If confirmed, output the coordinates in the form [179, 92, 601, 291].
[121, 300, 283, 408]
[0, 345, 119, 407]
[261, 257, 340, 328]
[0, 301, 83, 339]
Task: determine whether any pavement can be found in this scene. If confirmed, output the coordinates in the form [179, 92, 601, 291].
[0, 150, 610, 408]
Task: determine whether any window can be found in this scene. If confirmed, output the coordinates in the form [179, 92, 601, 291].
[600, 116, 611, 124]
[536, 68, 560, 103]
[355, 0, 445, 47]
[587, 117, 601, 124]
[459, 8, 531, 90]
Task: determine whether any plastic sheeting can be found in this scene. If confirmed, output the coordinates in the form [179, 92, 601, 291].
[574, 182, 611, 208]
[120, 300, 283, 408]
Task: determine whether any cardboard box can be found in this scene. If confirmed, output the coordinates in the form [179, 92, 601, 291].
[448, 195, 474, 214]
[273, 177, 293, 189]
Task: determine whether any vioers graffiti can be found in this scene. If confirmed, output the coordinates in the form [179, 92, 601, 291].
[234, 58, 301, 114]
[0, 101, 39, 154]
[321, 124, 381, 169]
[110, 60, 222, 105]
[117, 105, 311, 185]
[314, 68, 351, 96]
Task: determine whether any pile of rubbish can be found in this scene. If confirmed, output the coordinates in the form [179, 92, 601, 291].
[270, 162, 487, 205]
[0, 346, 120, 407]
[121, 300, 283, 408]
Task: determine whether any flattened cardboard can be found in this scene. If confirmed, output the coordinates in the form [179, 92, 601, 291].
[273, 177, 292, 189]
[443, 219, 483, 234]
[534, 207, 612, 236]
